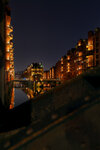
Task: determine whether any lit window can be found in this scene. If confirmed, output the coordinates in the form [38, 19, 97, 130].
[88, 40, 93, 50]
[86, 55, 93, 67]
[78, 41, 81, 46]
[67, 56, 70, 60]
[79, 52, 82, 57]
[61, 58, 63, 64]
[61, 66, 63, 72]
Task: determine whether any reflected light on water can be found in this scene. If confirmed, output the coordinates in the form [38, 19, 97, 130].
[9, 88, 15, 109]
[9, 80, 60, 109]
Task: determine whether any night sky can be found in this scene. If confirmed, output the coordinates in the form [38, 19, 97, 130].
[10, 0, 100, 71]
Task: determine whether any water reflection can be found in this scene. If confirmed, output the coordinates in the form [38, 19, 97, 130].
[9, 85, 49, 109]
[9, 80, 61, 109]
[23, 87, 44, 100]
[9, 88, 14, 109]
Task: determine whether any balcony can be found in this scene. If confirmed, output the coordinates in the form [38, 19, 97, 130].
[10, 26, 13, 32]
[6, 44, 10, 52]
[10, 34, 13, 40]
[10, 42, 13, 48]
[10, 57, 14, 61]
[6, 26, 13, 34]
[10, 48, 14, 53]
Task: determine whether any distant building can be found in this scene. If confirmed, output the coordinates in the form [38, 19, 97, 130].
[43, 70, 50, 80]
[23, 63, 44, 81]
[15, 71, 23, 80]
[75, 39, 87, 76]
[65, 48, 76, 80]
[47, 28, 100, 82]
[55, 60, 61, 80]
[50, 66, 55, 79]
[23, 27, 100, 84]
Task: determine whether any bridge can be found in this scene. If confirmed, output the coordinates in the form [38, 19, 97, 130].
[13, 79, 61, 89]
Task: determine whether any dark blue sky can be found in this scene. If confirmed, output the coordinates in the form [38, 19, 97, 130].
[10, 0, 100, 71]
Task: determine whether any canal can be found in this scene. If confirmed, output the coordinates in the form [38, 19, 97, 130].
[14, 88, 28, 107]
[9, 87, 44, 109]
[8, 80, 61, 109]
[9, 84, 53, 109]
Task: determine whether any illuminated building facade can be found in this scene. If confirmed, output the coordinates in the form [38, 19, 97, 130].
[5, 5, 14, 82]
[43, 70, 50, 80]
[75, 40, 87, 76]
[55, 60, 61, 80]
[65, 49, 76, 80]
[86, 31, 94, 68]
[50, 66, 55, 79]
[0, 0, 14, 108]
[23, 63, 44, 82]
[94, 28, 100, 66]
[45, 28, 100, 82]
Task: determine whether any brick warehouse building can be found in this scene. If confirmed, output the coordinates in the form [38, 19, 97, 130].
[0, 0, 14, 108]
[43, 28, 100, 82]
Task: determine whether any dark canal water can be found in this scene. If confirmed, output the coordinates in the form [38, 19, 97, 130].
[9, 86, 51, 109]
[9, 80, 61, 109]
[14, 88, 28, 107]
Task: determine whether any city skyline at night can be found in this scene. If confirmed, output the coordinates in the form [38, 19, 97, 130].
[10, 0, 100, 71]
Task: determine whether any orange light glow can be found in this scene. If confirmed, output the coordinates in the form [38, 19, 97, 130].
[5, 12, 15, 82]
[78, 41, 81, 46]
[61, 58, 63, 64]
[86, 55, 93, 67]
[9, 88, 14, 109]
[79, 52, 82, 56]
[78, 65, 82, 70]
[67, 56, 70, 60]
[67, 63, 70, 66]
[78, 70, 82, 75]
[88, 40, 93, 50]
[67, 69, 70, 72]
[6, 16, 11, 27]
[61, 66, 63, 72]
[78, 57, 82, 61]
[6, 53, 10, 60]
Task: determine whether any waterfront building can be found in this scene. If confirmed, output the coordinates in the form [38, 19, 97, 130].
[15, 71, 23, 80]
[23, 63, 44, 82]
[49, 66, 55, 79]
[0, 0, 14, 108]
[22, 27, 100, 85]
[66, 48, 76, 80]
[93, 28, 100, 66]
[47, 28, 100, 82]
[43, 70, 50, 80]
[75, 40, 87, 76]
[5, 5, 14, 82]
[55, 60, 61, 80]
[86, 31, 94, 68]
